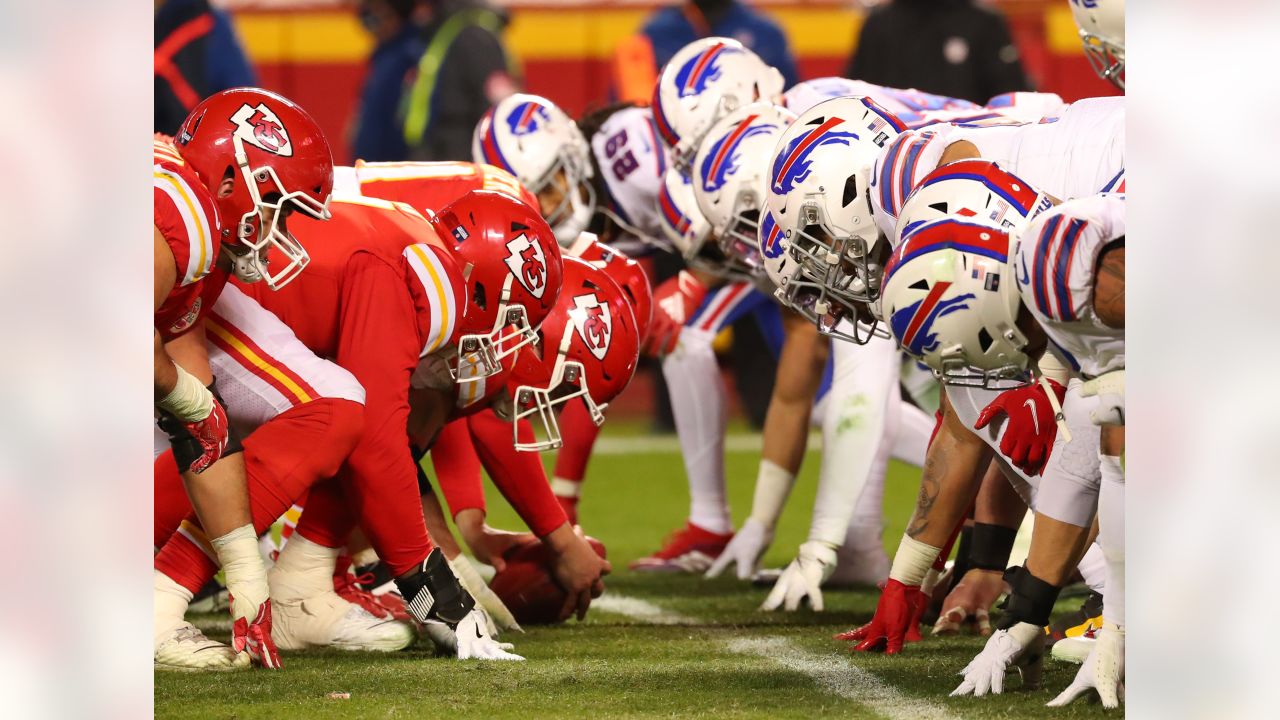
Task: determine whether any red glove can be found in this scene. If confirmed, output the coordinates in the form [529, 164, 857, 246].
[904, 587, 929, 643]
[231, 598, 282, 669]
[184, 397, 229, 474]
[973, 379, 1066, 477]
[643, 271, 708, 356]
[836, 579, 922, 654]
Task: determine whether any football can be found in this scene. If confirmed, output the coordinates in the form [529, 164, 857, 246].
[488, 535, 607, 625]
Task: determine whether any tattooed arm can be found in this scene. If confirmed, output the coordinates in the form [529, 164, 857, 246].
[905, 389, 995, 546]
[1092, 242, 1125, 329]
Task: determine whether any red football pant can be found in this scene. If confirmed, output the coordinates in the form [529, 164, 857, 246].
[153, 398, 364, 593]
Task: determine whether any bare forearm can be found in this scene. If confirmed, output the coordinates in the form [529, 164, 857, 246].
[155, 330, 178, 398]
[421, 489, 463, 559]
[973, 461, 1027, 529]
[760, 314, 828, 471]
[181, 452, 253, 539]
[1024, 512, 1093, 586]
[905, 398, 991, 547]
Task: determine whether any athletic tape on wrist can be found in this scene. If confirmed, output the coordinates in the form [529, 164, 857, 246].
[157, 364, 214, 422]
[158, 381, 242, 469]
[996, 565, 1060, 629]
[968, 523, 1018, 572]
[889, 535, 941, 586]
[748, 459, 796, 529]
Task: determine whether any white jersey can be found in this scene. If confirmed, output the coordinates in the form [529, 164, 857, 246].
[869, 96, 1124, 245]
[590, 106, 670, 249]
[944, 96, 1125, 203]
[1016, 194, 1126, 378]
[782, 77, 978, 118]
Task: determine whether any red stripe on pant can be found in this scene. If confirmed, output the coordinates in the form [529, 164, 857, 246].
[153, 398, 364, 593]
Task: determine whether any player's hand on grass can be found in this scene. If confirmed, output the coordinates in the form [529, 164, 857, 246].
[425, 610, 525, 661]
[213, 525, 281, 669]
[707, 518, 773, 580]
[932, 569, 1005, 636]
[760, 542, 836, 612]
[1048, 625, 1124, 709]
[950, 621, 1044, 697]
[547, 524, 611, 621]
[447, 554, 522, 634]
[839, 579, 921, 654]
[230, 598, 281, 669]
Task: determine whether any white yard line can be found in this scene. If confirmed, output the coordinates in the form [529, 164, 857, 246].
[725, 636, 961, 720]
[593, 432, 822, 455]
[596, 593, 958, 720]
[590, 594, 699, 625]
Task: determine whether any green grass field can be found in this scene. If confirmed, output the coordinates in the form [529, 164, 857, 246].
[156, 424, 1111, 719]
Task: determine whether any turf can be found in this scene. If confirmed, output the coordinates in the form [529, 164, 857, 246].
[156, 426, 1112, 719]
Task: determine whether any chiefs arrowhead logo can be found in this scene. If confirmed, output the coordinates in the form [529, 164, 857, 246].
[503, 233, 547, 299]
[230, 103, 293, 157]
[570, 293, 612, 361]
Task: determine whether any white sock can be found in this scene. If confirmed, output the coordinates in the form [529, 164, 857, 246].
[1076, 541, 1108, 595]
[891, 399, 933, 467]
[154, 571, 193, 646]
[1099, 454, 1125, 627]
[271, 534, 340, 599]
[663, 329, 732, 534]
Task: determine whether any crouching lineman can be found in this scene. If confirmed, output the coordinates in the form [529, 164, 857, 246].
[154, 87, 336, 668]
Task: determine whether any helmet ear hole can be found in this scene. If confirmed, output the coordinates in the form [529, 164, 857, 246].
[977, 327, 994, 353]
[842, 175, 859, 207]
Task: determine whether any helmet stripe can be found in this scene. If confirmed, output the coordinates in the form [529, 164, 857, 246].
[706, 114, 759, 188]
[900, 281, 952, 350]
[920, 166, 1039, 214]
[774, 116, 845, 189]
[685, 43, 725, 94]
[863, 99, 908, 133]
[480, 111, 515, 174]
[885, 219, 1009, 286]
[652, 83, 679, 147]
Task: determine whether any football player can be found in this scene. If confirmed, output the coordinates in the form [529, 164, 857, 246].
[153, 87, 335, 669]
[1070, 0, 1125, 90]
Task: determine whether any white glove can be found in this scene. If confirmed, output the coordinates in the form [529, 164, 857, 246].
[1080, 369, 1124, 426]
[760, 542, 837, 612]
[950, 621, 1045, 697]
[706, 518, 774, 580]
[448, 554, 523, 634]
[425, 609, 525, 661]
[1048, 625, 1124, 709]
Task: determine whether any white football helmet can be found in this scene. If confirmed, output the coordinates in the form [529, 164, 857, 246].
[894, 159, 1054, 245]
[657, 167, 719, 276]
[652, 37, 785, 171]
[880, 218, 1031, 387]
[762, 95, 906, 343]
[473, 93, 596, 246]
[691, 103, 795, 281]
[1069, 0, 1125, 90]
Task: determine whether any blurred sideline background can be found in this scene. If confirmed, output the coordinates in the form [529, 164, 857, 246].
[218, 0, 1117, 165]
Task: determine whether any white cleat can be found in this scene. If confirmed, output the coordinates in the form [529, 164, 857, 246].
[828, 546, 890, 588]
[154, 622, 250, 672]
[270, 587, 416, 652]
[1051, 634, 1096, 665]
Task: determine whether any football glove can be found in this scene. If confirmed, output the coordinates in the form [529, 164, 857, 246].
[1047, 624, 1124, 709]
[447, 554, 522, 634]
[455, 609, 524, 661]
[841, 579, 923, 654]
[950, 621, 1044, 697]
[644, 271, 707, 356]
[213, 525, 280, 669]
[973, 379, 1065, 476]
[760, 542, 837, 612]
[1080, 369, 1125, 426]
[706, 518, 774, 580]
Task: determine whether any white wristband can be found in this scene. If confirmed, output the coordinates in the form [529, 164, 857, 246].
[888, 534, 942, 586]
[158, 364, 214, 422]
[748, 459, 797, 530]
[211, 524, 269, 609]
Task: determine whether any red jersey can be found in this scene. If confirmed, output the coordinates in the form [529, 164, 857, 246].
[154, 138, 222, 340]
[348, 161, 539, 216]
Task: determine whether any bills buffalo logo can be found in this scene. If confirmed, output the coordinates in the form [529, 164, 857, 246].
[673, 42, 742, 98]
[760, 211, 785, 259]
[699, 116, 777, 193]
[889, 282, 975, 357]
[230, 103, 293, 157]
[770, 117, 858, 196]
[571, 293, 613, 361]
[503, 233, 547, 299]
[505, 101, 552, 137]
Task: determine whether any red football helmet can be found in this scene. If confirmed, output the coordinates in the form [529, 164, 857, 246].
[568, 235, 654, 345]
[500, 256, 640, 452]
[175, 87, 334, 289]
[428, 190, 564, 382]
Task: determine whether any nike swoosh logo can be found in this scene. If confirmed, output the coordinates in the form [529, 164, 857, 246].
[1024, 398, 1041, 435]
[475, 624, 484, 639]
[1018, 256, 1031, 287]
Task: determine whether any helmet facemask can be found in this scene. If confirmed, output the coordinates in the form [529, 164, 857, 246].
[449, 274, 539, 383]
[508, 321, 606, 453]
[229, 134, 330, 290]
[1080, 31, 1125, 90]
[716, 194, 766, 280]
